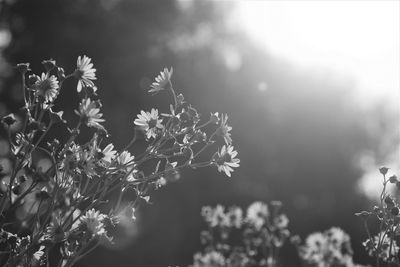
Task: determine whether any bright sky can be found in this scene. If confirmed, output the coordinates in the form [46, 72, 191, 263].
[233, 0, 400, 107]
[233, 1, 399, 199]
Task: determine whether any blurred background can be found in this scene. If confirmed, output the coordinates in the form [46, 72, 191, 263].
[0, 0, 398, 266]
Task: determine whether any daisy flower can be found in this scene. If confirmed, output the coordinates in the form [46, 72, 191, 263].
[117, 150, 135, 165]
[246, 202, 269, 230]
[116, 151, 137, 181]
[75, 98, 105, 130]
[75, 55, 96, 92]
[212, 145, 240, 177]
[227, 206, 243, 228]
[149, 67, 173, 93]
[216, 113, 232, 145]
[79, 209, 107, 236]
[134, 108, 163, 139]
[34, 73, 59, 103]
[99, 143, 117, 164]
[33, 246, 45, 261]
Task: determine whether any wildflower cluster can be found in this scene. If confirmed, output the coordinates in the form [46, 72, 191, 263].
[0, 57, 239, 266]
[292, 227, 361, 267]
[191, 201, 290, 267]
[356, 167, 400, 266]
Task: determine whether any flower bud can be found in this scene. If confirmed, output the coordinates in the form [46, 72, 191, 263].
[16, 63, 31, 74]
[49, 110, 65, 124]
[209, 112, 219, 124]
[389, 175, 398, 183]
[12, 185, 21, 195]
[177, 94, 184, 105]
[379, 167, 389, 175]
[28, 74, 40, 86]
[1, 114, 16, 126]
[377, 211, 384, 219]
[391, 207, 399, 216]
[385, 195, 394, 206]
[42, 59, 56, 72]
[57, 67, 66, 81]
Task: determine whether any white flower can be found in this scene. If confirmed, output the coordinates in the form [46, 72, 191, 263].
[212, 145, 240, 177]
[216, 113, 232, 145]
[100, 143, 117, 164]
[117, 150, 135, 165]
[227, 206, 243, 228]
[192, 250, 225, 267]
[327, 227, 349, 246]
[301, 227, 356, 265]
[134, 108, 163, 139]
[33, 246, 45, 261]
[75, 55, 96, 92]
[75, 98, 105, 130]
[116, 151, 137, 181]
[274, 214, 289, 229]
[34, 73, 59, 103]
[246, 201, 269, 229]
[79, 209, 106, 236]
[305, 232, 327, 252]
[149, 67, 173, 93]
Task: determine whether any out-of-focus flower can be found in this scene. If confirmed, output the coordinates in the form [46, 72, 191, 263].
[216, 113, 232, 145]
[75, 55, 96, 92]
[274, 214, 289, 229]
[246, 202, 268, 230]
[192, 250, 226, 267]
[149, 67, 173, 93]
[75, 98, 105, 130]
[134, 108, 163, 139]
[212, 145, 240, 177]
[201, 205, 229, 228]
[300, 227, 357, 266]
[79, 209, 107, 236]
[33, 73, 59, 103]
[227, 206, 243, 228]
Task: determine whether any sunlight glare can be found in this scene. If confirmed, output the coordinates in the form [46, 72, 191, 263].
[233, 1, 399, 106]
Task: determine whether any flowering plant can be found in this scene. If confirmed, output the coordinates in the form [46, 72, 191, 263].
[292, 227, 361, 267]
[190, 201, 290, 267]
[0, 56, 239, 266]
[356, 167, 400, 266]
[191, 201, 368, 267]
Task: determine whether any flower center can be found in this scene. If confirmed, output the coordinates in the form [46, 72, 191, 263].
[148, 118, 158, 128]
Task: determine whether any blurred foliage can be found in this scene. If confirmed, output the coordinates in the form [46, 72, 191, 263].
[0, 0, 387, 266]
